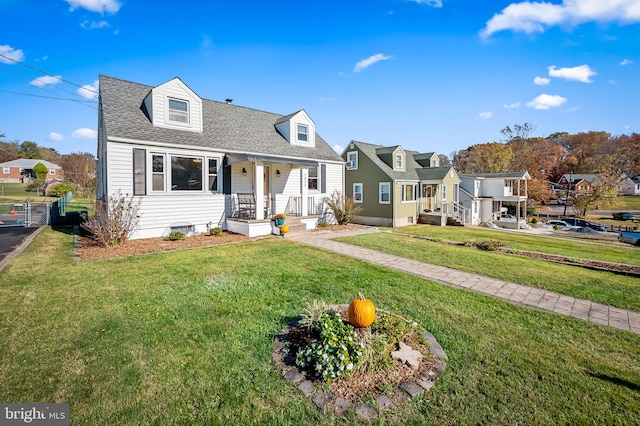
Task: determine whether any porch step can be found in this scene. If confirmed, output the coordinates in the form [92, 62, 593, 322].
[278, 216, 315, 236]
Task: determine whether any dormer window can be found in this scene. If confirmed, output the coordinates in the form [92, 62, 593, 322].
[396, 154, 403, 169]
[297, 124, 308, 142]
[168, 98, 189, 124]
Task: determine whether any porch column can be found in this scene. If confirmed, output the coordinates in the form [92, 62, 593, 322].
[254, 162, 265, 220]
[300, 167, 309, 216]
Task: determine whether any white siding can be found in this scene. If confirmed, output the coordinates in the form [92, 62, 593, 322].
[274, 110, 315, 147]
[150, 79, 203, 133]
[106, 141, 226, 239]
[323, 163, 343, 195]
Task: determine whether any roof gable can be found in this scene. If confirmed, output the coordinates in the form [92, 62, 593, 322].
[98, 75, 342, 163]
[143, 77, 203, 133]
[274, 109, 316, 147]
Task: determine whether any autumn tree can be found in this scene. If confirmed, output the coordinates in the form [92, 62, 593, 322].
[58, 152, 96, 191]
[571, 170, 623, 215]
[452, 142, 513, 173]
[18, 141, 40, 159]
[0, 140, 19, 163]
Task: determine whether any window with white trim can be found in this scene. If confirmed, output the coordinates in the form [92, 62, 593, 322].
[402, 184, 416, 202]
[442, 185, 447, 201]
[152, 154, 165, 191]
[353, 183, 363, 203]
[308, 166, 318, 191]
[379, 182, 390, 204]
[171, 156, 202, 191]
[297, 124, 308, 142]
[49, 168, 55, 175]
[208, 158, 219, 191]
[168, 98, 189, 124]
[395, 154, 403, 169]
[346, 151, 358, 169]
[2, 167, 9, 174]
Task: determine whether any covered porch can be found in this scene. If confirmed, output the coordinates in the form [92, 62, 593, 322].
[223, 153, 327, 236]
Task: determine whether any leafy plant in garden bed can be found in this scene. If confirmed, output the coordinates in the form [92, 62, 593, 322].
[289, 297, 432, 399]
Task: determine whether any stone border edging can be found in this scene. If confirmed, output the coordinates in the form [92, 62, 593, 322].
[272, 315, 448, 421]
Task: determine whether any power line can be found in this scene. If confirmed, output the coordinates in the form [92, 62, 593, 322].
[0, 89, 98, 104]
[0, 53, 99, 95]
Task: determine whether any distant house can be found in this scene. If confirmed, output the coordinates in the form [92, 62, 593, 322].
[556, 173, 599, 194]
[458, 172, 531, 228]
[0, 159, 62, 183]
[619, 174, 640, 196]
[97, 75, 344, 239]
[342, 140, 463, 227]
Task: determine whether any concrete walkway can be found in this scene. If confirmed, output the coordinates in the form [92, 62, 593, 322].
[289, 228, 640, 335]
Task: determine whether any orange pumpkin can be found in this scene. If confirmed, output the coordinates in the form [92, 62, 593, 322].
[348, 292, 376, 328]
[280, 225, 289, 234]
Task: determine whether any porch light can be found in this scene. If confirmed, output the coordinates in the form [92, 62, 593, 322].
[276, 169, 281, 177]
[242, 167, 247, 176]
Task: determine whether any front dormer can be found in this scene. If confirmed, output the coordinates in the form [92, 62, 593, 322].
[274, 110, 316, 147]
[375, 145, 406, 171]
[143, 78, 203, 133]
[413, 152, 439, 168]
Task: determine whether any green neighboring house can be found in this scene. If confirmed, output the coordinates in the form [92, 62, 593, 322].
[343, 140, 464, 227]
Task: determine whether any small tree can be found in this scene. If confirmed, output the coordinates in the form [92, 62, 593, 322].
[33, 162, 49, 180]
[81, 191, 141, 246]
[324, 190, 362, 225]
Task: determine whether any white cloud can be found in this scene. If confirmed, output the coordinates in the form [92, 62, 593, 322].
[504, 102, 521, 109]
[333, 144, 344, 154]
[620, 59, 633, 65]
[481, 0, 640, 38]
[30, 75, 61, 87]
[478, 111, 493, 119]
[0, 45, 25, 64]
[609, 79, 617, 84]
[408, 0, 443, 7]
[534, 76, 550, 85]
[354, 53, 392, 72]
[548, 64, 596, 83]
[72, 128, 98, 139]
[78, 80, 99, 99]
[66, 0, 121, 14]
[526, 94, 568, 110]
[48, 132, 64, 142]
[81, 20, 110, 29]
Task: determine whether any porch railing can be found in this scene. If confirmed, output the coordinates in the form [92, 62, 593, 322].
[418, 198, 469, 224]
[285, 196, 325, 217]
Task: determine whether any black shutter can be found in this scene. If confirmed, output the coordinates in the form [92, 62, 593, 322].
[320, 164, 326, 193]
[133, 148, 146, 195]
[223, 156, 231, 194]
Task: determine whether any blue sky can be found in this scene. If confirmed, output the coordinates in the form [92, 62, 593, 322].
[1, 0, 639, 156]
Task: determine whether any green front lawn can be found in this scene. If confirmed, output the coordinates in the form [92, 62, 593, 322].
[338, 232, 640, 311]
[384, 224, 640, 266]
[0, 230, 638, 424]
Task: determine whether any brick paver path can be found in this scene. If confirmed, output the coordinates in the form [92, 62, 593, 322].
[290, 228, 640, 335]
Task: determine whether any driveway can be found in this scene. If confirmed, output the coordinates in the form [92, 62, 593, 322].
[0, 226, 42, 268]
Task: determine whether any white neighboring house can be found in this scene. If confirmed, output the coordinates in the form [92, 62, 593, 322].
[619, 174, 640, 196]
[458, 172, 531, 228]
[97, 75, 344, 239]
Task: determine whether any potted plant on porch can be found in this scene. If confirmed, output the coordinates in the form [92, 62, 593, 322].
[273, 213, 286, 227]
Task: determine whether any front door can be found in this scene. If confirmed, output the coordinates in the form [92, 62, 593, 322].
[422, 184, 433, 210]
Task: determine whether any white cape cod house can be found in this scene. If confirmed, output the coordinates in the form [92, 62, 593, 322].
[96, 75, 344, 239]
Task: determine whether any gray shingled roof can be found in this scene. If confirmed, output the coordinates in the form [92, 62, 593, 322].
[351, 140, 455, 181]
[99, 75, 342, 163]
[0, 159, 61, 169]
[459, 172, 530, 180]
